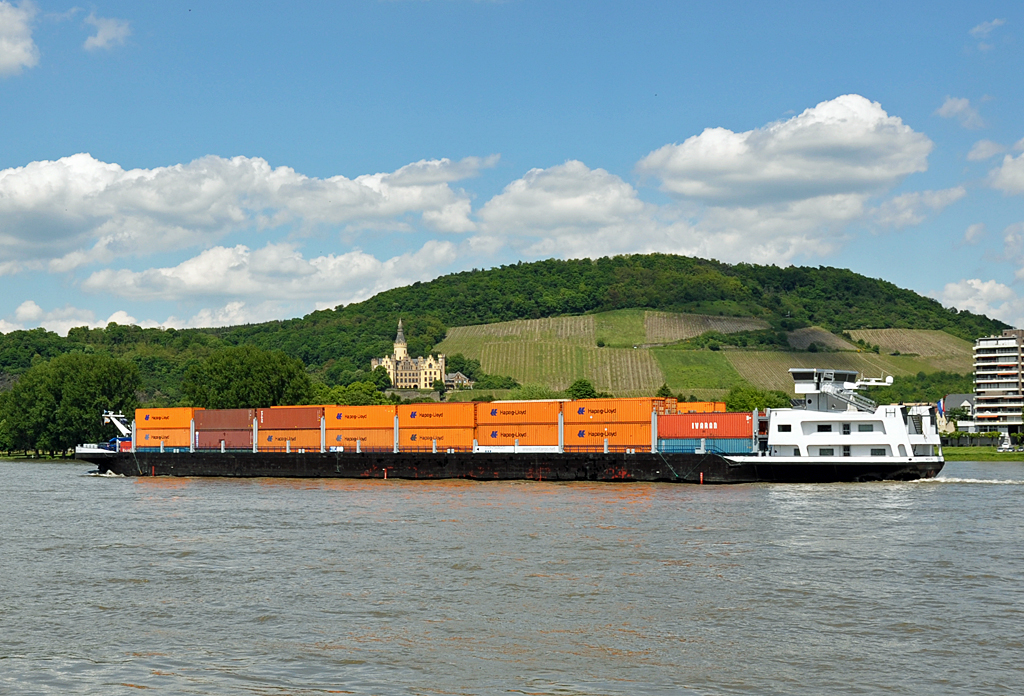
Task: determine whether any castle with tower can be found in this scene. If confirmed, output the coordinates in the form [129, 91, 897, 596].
[371, 319, 446, 390]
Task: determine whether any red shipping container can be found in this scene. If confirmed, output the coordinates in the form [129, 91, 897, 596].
[398, 402, 475, 428]
[258, 406, 324, 429]
[474, 424, 559, 446]
[137, 429, 191, 447]
[195, 430, 253, 449]
[399, 427, 475, 449]
[195, 409, 256, 431]
[563, 399, 657, 424]
[259, 429, 322, 450]
[326, 404, 396, 429]
[475, 401, 562, 425]
[658, 412, 753, 439]
[327, 429, 395, 450]
[567, 423, 652, 448]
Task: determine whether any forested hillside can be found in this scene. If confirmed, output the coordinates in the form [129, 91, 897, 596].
[0, 254, 1006, 405]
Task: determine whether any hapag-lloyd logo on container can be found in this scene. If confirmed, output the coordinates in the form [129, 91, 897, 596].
[145, 414, 150, 421]
[577, 429, 618, 438]
[411, 410, 446, 419]
[490, 409, 498, 416]
[577, 407, 617, 416]
[336, 413, 368, 420]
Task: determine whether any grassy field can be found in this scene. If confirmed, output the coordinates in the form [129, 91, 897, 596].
[942, 446, 1024, 462]
[649, 347, 744, 398]
[644, 311, 769, 344]
[594, 309, 647, 348]
[436, 313, 975, 396]
[787, 327, 855, 350]
[724, 351, 939, 392]
[847, 329, 973, 373]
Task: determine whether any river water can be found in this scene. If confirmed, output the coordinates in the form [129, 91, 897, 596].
[1, 461, 1022, 695]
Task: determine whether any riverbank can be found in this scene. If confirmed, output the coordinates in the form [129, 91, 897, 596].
[942, 446, 1024, 462]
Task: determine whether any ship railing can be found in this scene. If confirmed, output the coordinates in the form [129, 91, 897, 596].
[562, 445, 649, 454]
[819, 381, 878, 412]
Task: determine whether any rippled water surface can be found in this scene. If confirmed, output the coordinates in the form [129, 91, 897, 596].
[1, 461, 1023, 695]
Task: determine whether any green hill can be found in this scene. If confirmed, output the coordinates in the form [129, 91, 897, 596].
[0, 254, 1003, 404]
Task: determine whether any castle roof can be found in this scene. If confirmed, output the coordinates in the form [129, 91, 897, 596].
[395, 319, 406, 345]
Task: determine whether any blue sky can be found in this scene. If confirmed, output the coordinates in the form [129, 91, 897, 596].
[1, 1, 1023, 333]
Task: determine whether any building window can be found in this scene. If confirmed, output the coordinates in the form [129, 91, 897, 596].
[842, 423, 850, 435]
[777, 424, 791, 432]
[858, 424, 873, 432]
[817, 424, 832, 432]
[820, 448, 834, 456]
[870, 448, 886, 456]
[843, 445, 851, 457]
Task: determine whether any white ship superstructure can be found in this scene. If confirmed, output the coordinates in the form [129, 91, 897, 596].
[727, 369, 943, 475]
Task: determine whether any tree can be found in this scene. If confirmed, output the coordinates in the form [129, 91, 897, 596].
[566, 379, 599, 400]
[183, 345, 313, 408]
[655, 383, 673, 398]
[432, 378, 446, 394]
[0, 352, 140, 454]
[370, 365, 392, 391]
[312, 381, 392, 406]
[725, 385, 791, 412]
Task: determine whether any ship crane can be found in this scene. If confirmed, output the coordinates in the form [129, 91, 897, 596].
[102, 411, 133, 438]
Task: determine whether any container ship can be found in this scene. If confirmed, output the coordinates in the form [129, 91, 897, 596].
[76, 369, 943, 483]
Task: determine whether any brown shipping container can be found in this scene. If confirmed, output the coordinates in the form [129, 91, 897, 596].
[567, 423, 652, 448]
[562, 399, 657, 424]
[658, 412, 753, 439]
[259, 429, 322, 450]
[400, 427, 475, 449]
[475, 424, 559, 447]
[475, 401, 562, 425]
[326, 404, 396, 429]
[195, 430, 253, 449]
[676, 401, 727, 414]
[195, 409, 256, 431]
[136, 407, 199, 430]
[137, 429, 191, 447]
[327, 429, 394, 450]
[398, 402, 475, 428]
[258, 406, 324, 430]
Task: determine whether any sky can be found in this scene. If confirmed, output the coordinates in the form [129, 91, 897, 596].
[1, 1, 1023, 334]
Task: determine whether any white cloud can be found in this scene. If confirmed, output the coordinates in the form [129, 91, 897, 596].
[0, 300, 157, 336]
[871, 187, 966, 228]
[964, 223, 986, 244]
[967, 139, 1005, 161]
[636, 94, 932, 206]
[935, 97, 984, 130]
[0, 0, 38, 76]
[0, 153, 490, 272]
[990, 152, 1024, 195]
[939, 278, 1024, 328]
[1015, 138, 1024, 153]
[970, 18, 1005, 38]
[83, 12, 130, 51]
[82, 239, 459, 310]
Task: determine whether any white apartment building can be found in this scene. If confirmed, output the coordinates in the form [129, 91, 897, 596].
[972, 329, 1024, 435]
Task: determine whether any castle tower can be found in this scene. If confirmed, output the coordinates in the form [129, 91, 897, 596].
[394, 319, 408, 360]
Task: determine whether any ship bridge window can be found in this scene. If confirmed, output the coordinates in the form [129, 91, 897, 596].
[817, 424, 832, 432]
[777, 424, 792, 432]
[842, 423, 851, 435]
[791, 371, 815, 381]
[858, 424, 874, 432]
[819, 448, 835, 456]
[871, 448, 886, 456]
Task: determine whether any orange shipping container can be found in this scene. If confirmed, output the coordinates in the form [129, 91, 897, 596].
[475, 401, 562, 425]
[399, 427, 475, 449]
[398, 402, 475, 428]
[327, 429, 394, 450]
[563, 399, 657, 424]
[475, 424, 559, 447]
[258, 407, 324, 429]
[136, 407, 199, 430]
[137, 429, 191, 447]
[676, 401, 727, 414]
[567, 423, 652, 448]
[259, 429, 323, 450]
[658, 412, 753, 439]
[326, 404, 396, 429]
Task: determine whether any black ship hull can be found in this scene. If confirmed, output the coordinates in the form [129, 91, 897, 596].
[79, 450, 943, 484]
